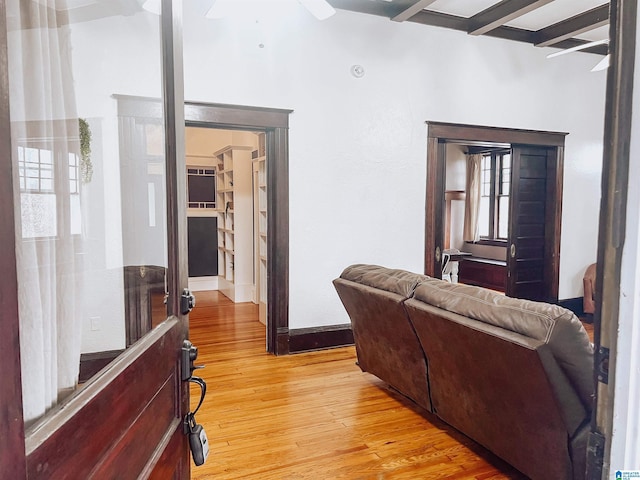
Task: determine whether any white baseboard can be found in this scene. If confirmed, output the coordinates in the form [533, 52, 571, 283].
[188, 276, 219, 292]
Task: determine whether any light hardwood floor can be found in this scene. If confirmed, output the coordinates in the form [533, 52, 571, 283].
[189, 291, 530, 479]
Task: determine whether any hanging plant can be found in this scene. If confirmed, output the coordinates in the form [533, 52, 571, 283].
[79, 118, 93, 184]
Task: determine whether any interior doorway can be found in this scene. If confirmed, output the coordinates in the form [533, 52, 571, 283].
[185, 126, 267, 327]
[424, 122, 566, 303]
[184, 102, 292, 354]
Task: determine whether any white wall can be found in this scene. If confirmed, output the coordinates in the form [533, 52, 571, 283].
[180, 5, 605, 328]
[69, 4, 606, 331]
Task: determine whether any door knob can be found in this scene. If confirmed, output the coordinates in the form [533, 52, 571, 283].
[510, 244, 516, 258]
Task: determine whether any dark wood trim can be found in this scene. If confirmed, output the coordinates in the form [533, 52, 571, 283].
[288, 325, 354, 353]
[328, 1, 609, 56]
[183, 103, 291, 356]
[160, 2, 190, 478]
[535, 4, 610, 48]
[547, 146, 564, 303]
[185, 101, 292, 129]
[78, 350, 125, 383]
[0, 0, 27, 476]
[468, 0, 554, 36]
[557, 297, 584, 317]
[589, 0, 636, 476]
[428, 122, 568, 147]
[424, 137, 445, 277]
[390, 0, 437, 23]
[268, 127, 291, 355]
[473, 239, 509, 247]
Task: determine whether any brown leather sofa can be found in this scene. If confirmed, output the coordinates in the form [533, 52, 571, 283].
[333, 264, 594, 480]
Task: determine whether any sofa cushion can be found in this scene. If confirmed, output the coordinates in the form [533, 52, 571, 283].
[412, 281, 594, 411]
[339, 264, 434, 299]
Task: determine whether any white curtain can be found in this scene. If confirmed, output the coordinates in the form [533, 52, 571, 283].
[463, 154, 482, 243]
[8, 0, 84, 424]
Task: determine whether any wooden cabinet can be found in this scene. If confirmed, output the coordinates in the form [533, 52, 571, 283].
[458, 258, 507, 292]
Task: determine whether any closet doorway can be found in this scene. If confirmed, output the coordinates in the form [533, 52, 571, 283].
[186, 127, 266, 314]
[424, 122, 566, 303]
[185, 102, 292, 354]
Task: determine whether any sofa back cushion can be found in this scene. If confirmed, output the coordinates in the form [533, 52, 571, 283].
[412, 281, 594, 412]
[339, 264, 434, 298]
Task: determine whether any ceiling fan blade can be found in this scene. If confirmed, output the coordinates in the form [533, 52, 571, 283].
[591, 54, 610, 72]
[546, 38, 608, 59]
[298, 0, 336, 20]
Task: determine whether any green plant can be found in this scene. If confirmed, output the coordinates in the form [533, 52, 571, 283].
[79, 118, 93, 184]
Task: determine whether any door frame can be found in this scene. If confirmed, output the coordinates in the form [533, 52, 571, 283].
[184, 102, 293, 355]
[424, 121, 566, 302]
[0, 0, 26, 473]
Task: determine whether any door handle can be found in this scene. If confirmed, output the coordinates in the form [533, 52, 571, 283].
[182, 339, 204, 381]
[510, 243, 516, 258]
[181, 288, 196, 315]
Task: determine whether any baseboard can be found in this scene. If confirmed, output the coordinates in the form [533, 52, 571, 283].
[288, 324, 354, 353]
[558, 297, 584, 317]
[79, 349, 124, 383]
[189, 276, 219, 292]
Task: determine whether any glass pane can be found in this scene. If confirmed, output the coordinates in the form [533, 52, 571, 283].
[7, 0, 168, 425]
[498, 196, 510, 239]
[479, 197, 490, 238]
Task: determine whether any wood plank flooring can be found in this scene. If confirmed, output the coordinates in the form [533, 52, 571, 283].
[188, 291, 528, 479]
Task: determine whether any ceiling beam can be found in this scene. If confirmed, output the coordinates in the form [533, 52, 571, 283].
[468, 0, 554, 36]
[535, 3, 609, 47]
[391, 0, 437, 23]
[327, 1, 609, 55]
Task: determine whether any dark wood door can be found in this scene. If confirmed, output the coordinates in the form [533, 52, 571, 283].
[507, 145, 559, 302]
[0, 1, 192, 478]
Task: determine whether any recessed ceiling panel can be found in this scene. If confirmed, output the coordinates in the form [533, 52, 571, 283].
[575, 24, 610, 42]
[506, 0, 607, 31]
[427, 0, 498, 18]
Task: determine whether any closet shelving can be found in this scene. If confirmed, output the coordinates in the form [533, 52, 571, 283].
[253, 133, 268, 324]
[215, 144, 253, 302]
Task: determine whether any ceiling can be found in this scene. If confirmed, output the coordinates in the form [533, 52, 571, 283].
[36, 0, 611, 56]
[328, 0, 609, 55]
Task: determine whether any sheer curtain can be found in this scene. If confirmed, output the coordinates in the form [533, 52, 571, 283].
[8, 0, 84, 423]
[463, 154, 482, 243]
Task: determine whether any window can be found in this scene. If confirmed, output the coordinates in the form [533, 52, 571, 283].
[478, 150, 511, 241]
[187, 166, 216, 209]
[17, 146, 82, 238]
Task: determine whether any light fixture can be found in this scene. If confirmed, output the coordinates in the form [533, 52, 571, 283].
[141, 0, 161, 15]
[591, 54, 610, 72]
[546, 38, 608, 59]
[297, 0, 336, 20]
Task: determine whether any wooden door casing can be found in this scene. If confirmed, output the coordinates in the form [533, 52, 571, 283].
[424, 122, 564, 303]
